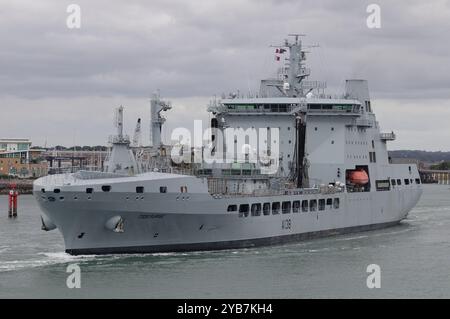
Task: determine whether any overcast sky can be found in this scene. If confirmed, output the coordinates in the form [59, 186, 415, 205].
[0, 0, 449, 150]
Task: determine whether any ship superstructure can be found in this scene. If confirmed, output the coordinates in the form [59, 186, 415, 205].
[34, 35, 422, 255]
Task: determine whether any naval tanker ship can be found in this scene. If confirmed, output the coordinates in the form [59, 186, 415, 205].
[34, 35, 423, 255]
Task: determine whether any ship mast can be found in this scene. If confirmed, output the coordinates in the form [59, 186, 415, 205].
[268, 34, 325, 98]
[115, 105, 125, 141]
[270, 34, 309, 97]
[104, 106, 138, 175]
[150, 93, 172, 149]
[286, 34, 309, 97]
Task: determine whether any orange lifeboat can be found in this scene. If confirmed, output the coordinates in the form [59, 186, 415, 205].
[348, 169, 369, 185]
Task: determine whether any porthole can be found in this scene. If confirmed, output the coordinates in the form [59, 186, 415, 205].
[136, 186, 144, 193]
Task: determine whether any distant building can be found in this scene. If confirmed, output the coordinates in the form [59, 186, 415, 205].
[390, 158, 421, 165]
[0, 138, 48, 178]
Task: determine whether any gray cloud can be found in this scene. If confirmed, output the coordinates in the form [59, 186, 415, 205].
[0, 0, 449, 149]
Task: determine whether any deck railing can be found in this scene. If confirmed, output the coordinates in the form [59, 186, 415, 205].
[380, 132, 396, 141]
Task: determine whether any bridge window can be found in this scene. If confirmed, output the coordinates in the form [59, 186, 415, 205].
[293, 201, 300, 213]
[263, 203, 271, 215]
[397, 179, 402, 185]
[404, 179, 410, 185]
[318, 199, 326, 211]
[86, 188, 93, 194]
[282, 201, 291, 214]
[227, 205, 237, 212]
[272, 202, 280, 215]
[251, 203, 262, 216]
[376, 180, 391, 191]
[415, 178, 421, 184]
[302, 200, 308, 212]
[391, 179, 396, 186]
[239, 204, 249, 217]
[310, 200, 317, 212]
[326, 198, 333, 209]
[160, 186, 167, 193]
[101, 185, 111, 192]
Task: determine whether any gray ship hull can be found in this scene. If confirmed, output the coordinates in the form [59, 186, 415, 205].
[65, 221, 401, 255]
[33, 174, 422, 255]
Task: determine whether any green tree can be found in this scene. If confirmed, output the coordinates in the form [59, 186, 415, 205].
[430, 162, 450, 170]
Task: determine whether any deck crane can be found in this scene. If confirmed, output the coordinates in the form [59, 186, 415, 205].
[132, 118, 142, 147]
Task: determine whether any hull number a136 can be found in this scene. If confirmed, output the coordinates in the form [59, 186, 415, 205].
[282, 219, 292, 230]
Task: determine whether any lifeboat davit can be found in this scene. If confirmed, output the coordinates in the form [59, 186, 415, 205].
[348, 169, 369, 185]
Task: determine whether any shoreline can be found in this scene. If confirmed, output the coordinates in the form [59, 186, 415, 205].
[0, 179, 34, 195]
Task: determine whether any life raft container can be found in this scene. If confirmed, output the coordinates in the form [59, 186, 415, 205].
[347, 169, 369, 185]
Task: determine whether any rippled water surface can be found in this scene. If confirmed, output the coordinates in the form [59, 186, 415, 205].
[0, 184, 449, 298]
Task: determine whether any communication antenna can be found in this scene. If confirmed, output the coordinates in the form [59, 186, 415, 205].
[287, 33, 306, 45]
